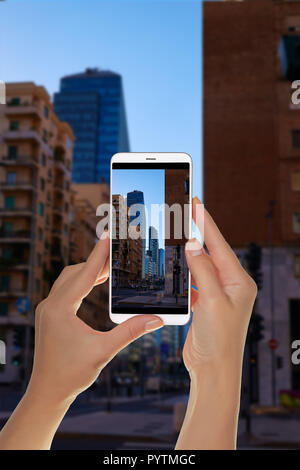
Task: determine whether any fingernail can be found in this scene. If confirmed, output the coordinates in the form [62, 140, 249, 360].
[145, 318, 164, 332]
[193, 196, 202, 205]
[185, 238, 203, 256]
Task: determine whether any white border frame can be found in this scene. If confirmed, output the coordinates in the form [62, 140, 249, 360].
[109, 152, 192, 326]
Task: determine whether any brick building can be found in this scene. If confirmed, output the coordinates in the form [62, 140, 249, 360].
[204, 0, 300, 404]
[164, 168, 189, 297]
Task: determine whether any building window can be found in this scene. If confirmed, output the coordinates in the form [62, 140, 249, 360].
[65, 202, 69, 213]
[38, 202, 44, 216]
[65, 180, 70, 191]
[8, 146, 18, 160]
[9, 121, 19, 131]
[7, 172, 16, 185]
[295, 255, 300, 278]
[64, 224, 68, 235]
[8, 97, 20, 106]
[43, 106, 49, 118]
[46, 214, 50, 226]
[42, 130, 48, 144]
[292, 130, 300, 148]
[292, 171, 300, 191]
[3, 221, 13, 235]
[293, 213, 300, 233]
[42, 154, 47, 166]
[0, 303, 8, 317]
[40, 177, 45, 191]
[4, 196, 15, 209]
[37, 253, 41, 267]
[38, 227, 43, 241]
[0, 276, 10, 292]
[2, 247, 13, 259]
[35, 279, 40, 293]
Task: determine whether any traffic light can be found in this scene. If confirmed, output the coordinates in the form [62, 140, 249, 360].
[249, 313, 265, 342]
[12, 353, 22, 366]
[173, 265, 181, 275]
[246, 243, 263, 290]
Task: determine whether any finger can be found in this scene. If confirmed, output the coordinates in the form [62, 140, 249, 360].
[49, 263, 85, 294]
[94, 276, 108, 285]
[63, 237, 110, 304]
[104, 315, 164, 355]
[185, 238, 223, 300]
[99, 256, 109, 280]
[193, 197, 243, 282]
[50, 254, 110, 294]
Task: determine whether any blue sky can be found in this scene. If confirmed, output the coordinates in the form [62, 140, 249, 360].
[0, 0, 202, 197]
[112, 169, 165, 248]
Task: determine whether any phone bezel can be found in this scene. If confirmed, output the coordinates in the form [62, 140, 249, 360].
[109, 152, 192, 326]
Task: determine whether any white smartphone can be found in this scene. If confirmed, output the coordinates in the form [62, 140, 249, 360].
[109, 152, 192, 326]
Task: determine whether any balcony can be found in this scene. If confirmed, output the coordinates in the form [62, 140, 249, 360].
[1, 180, 37, 191]
[53, 181, 65, 194]
[0, 206, 34, 217]
[53, 206, 63, 217]
[0, 288, 28, 298]
[52, 227, 63, 238]
[2, 130, 53, 156]
[0, 257, 30, 270]
[5, 102, 42, 120]
[0, 155, 39, 167]
[0, 230, 31, 243]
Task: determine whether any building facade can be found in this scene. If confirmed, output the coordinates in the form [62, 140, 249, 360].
[54, 68, 130, 184]
[127, 190, 146, 278]
[204, 0, 300, 404]
[0, 82, 74, 383]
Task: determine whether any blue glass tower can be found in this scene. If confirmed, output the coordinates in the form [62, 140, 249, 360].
[54, 68, 130, 183]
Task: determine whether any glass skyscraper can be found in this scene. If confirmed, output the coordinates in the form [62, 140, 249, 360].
[54, 68, 130, 183]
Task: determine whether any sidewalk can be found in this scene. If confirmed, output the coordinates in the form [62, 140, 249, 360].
[57, 410, 174, 444]
[2, 393, 300, 448]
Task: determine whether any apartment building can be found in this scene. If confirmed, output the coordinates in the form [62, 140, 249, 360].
[204, 0, 300, 404]
[0, 82, 74, 383]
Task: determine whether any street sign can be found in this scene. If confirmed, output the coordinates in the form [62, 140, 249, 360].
[15, 297, 30, 314]
[268, 338, 279, 350]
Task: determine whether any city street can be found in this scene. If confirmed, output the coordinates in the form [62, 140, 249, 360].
[2, 386, 300, 450]
[112, 289, 187, 309]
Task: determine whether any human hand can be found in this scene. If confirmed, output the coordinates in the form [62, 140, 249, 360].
[183, 197, 257, 374]
[27, 236, 163, 406]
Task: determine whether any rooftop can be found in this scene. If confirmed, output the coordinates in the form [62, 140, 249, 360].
[62, 68, 120, 80]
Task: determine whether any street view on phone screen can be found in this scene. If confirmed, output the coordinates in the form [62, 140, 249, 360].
[111, 163, 189, 315]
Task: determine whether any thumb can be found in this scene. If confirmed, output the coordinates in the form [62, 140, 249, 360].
[105, 315, 164, 355]
[185, 238, 223, 299]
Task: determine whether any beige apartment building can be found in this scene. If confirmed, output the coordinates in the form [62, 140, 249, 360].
[0, 82, 74, 383]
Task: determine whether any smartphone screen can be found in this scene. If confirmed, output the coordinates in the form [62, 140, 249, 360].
[111, 162, 190, 315]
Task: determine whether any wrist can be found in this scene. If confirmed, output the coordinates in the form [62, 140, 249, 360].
[25, 379, 76, 412]
[188, 357, 243, 403]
